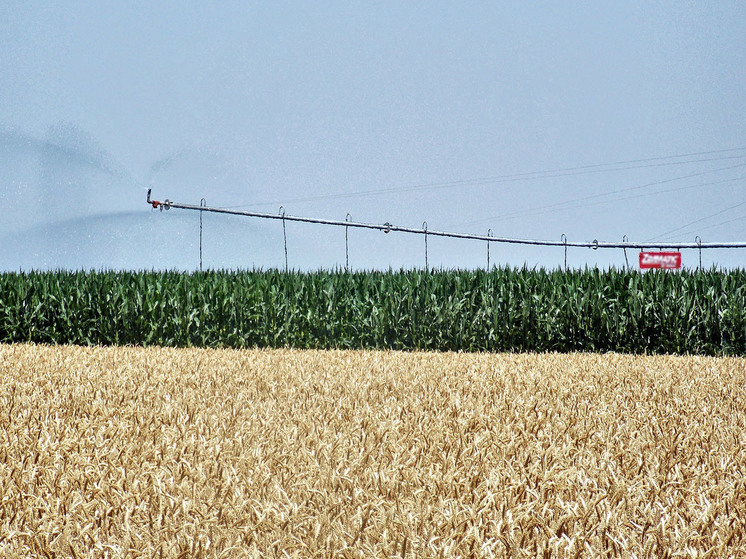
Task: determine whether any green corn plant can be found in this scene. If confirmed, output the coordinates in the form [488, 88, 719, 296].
[0, 267, 745, 355]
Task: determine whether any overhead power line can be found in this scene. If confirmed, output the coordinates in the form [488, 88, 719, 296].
[225, 147, 746, 209]
[698, 213, 746, 233]
[455, 164, 746, 229]
[648, 202, 746, 241]
[648, 200, 746, 242]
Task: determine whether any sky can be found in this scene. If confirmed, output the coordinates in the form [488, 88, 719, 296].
[1, 1, 745, 271]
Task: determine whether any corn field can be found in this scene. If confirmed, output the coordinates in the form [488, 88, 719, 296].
[1, 344, 745, 557]
[1, 268, 745, 354]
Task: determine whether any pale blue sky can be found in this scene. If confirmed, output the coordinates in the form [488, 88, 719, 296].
[1, 1, 744, 270]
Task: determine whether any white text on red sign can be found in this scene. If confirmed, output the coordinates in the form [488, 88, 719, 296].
[639, 252, 682, 269]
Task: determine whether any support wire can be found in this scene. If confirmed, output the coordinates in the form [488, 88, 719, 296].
[279, 206, 288, 272]
[199, 198, 206, 272]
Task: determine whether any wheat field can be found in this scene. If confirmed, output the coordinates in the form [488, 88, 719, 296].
[0, 344, 745, 558]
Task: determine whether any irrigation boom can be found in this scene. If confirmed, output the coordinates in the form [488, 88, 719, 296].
[147, 189, 746, 251]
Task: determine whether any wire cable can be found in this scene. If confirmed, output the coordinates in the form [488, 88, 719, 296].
[661, 213, 746, 240]
[648, 201, 746, 242]
[453, 165, 746, 229]
[224, 148, 746, 209]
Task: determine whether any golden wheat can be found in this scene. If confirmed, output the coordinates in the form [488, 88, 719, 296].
[1, 344, 745, 557]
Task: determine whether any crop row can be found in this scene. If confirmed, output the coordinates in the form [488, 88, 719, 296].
[0, 268, 744, 354]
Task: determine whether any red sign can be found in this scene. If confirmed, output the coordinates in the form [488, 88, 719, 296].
[639, 251, 682, 269]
